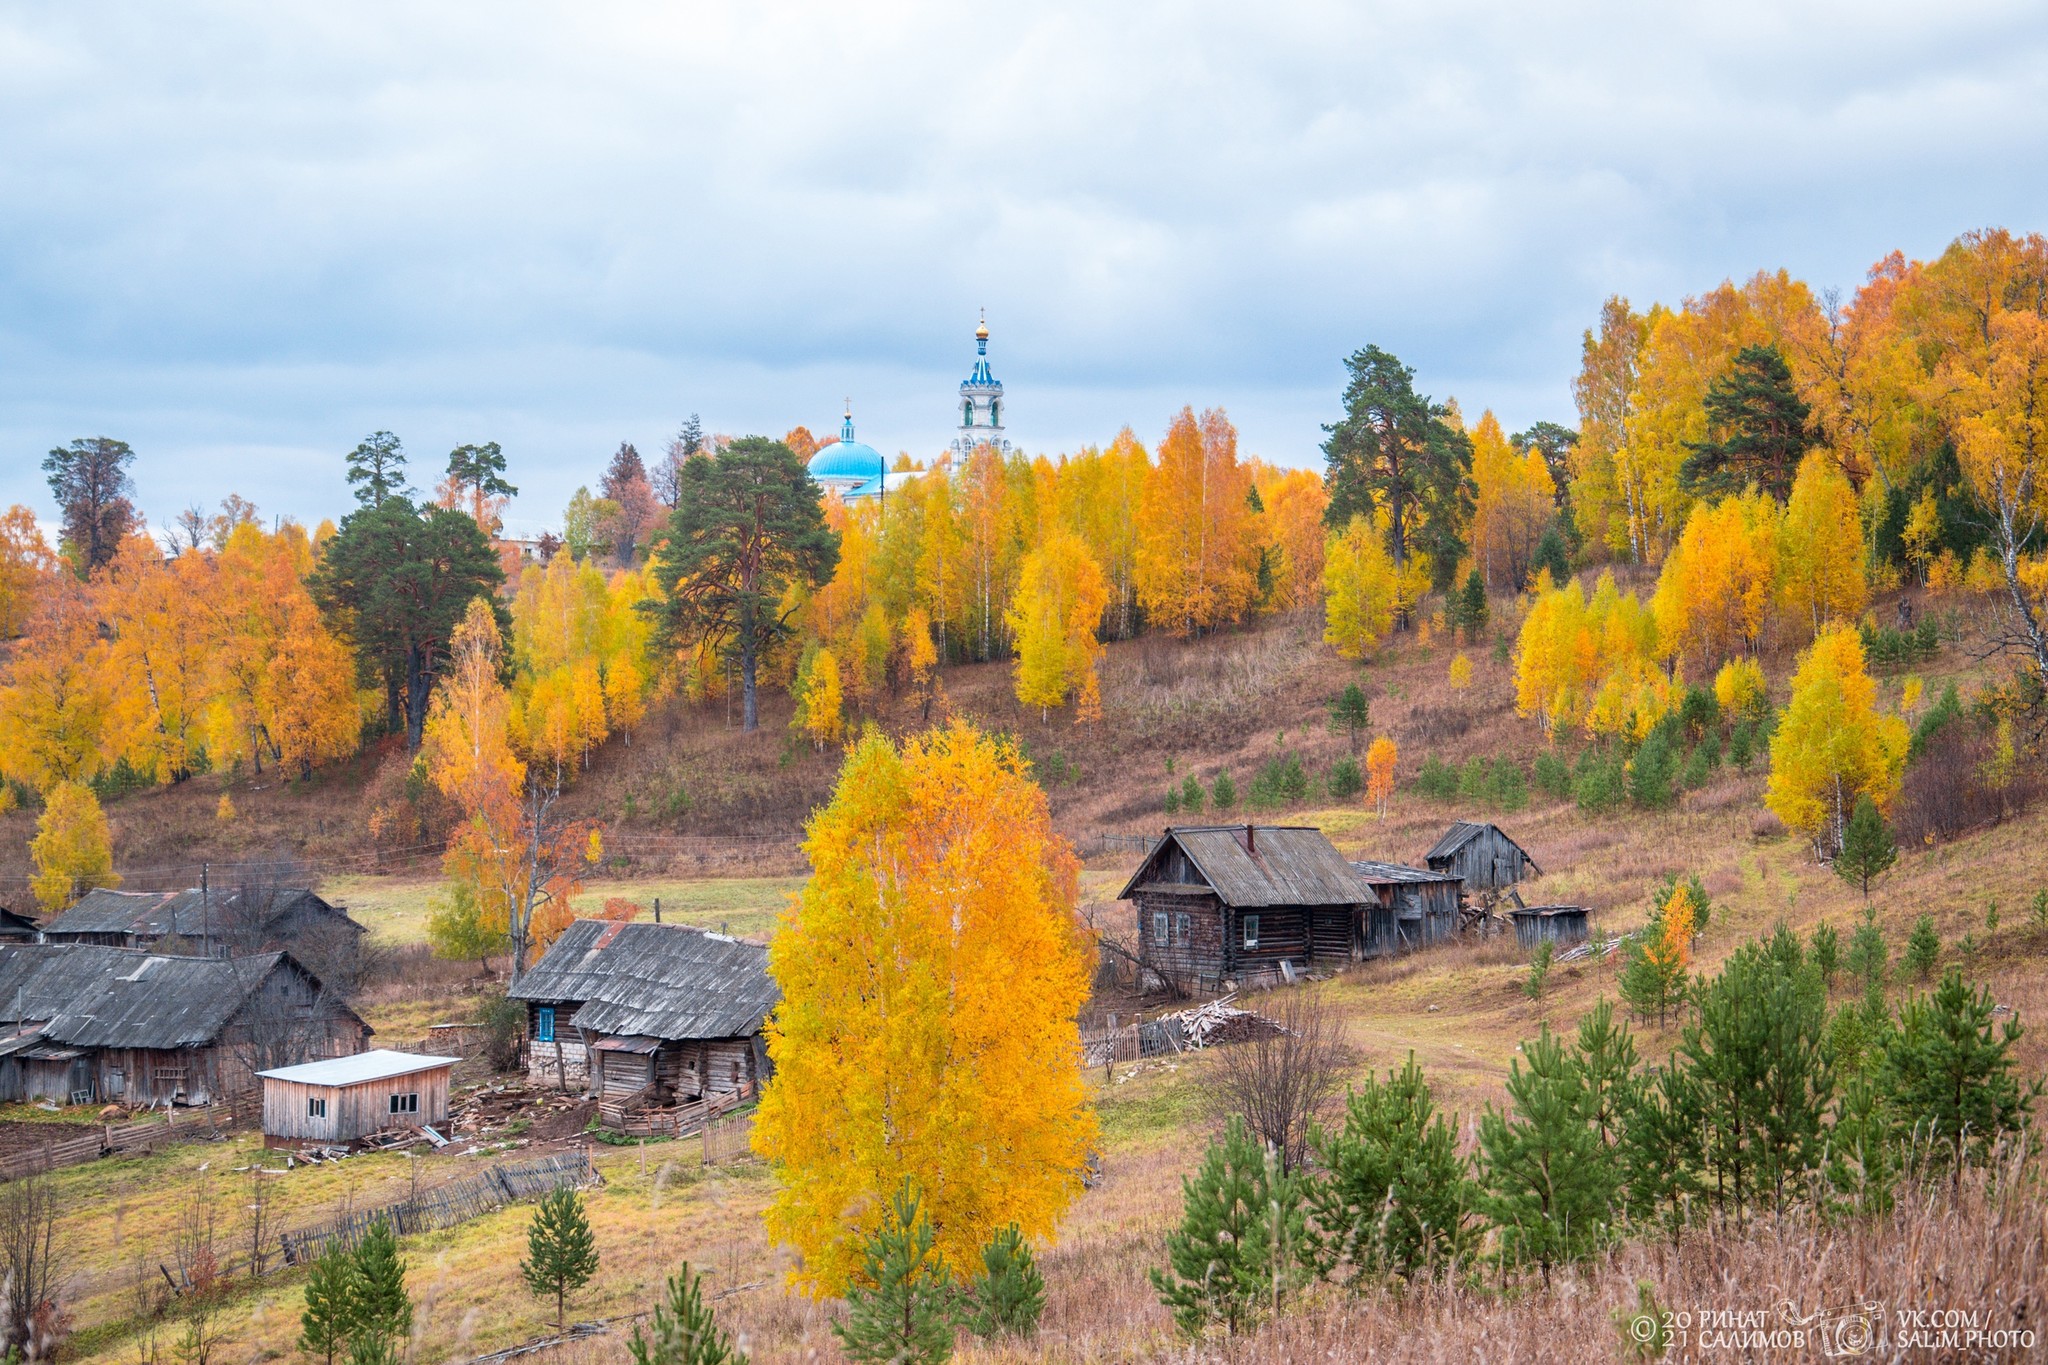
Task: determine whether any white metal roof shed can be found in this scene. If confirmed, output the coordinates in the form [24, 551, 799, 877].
[258, 1049, 457, 1086]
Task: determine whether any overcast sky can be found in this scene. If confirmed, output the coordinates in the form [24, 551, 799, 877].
[3, 2, 2045, 536]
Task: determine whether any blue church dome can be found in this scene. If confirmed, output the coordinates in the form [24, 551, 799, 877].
[808, 407, 889, 488]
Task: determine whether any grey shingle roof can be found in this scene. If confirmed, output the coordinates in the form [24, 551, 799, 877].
[507, 920, 778, 1042]
[1423, 821, 1539, 873]
[1118, 826, 1369, 907]
[0, 945, 324, 1050]
[1352, 859, 1461, 885]
[43, 887, 354, 940]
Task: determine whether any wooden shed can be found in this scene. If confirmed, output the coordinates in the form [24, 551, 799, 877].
[1510, 905, 1590, 951]
[0, 945, 368, 1106]
[1351, 861, 1462, 953]
[1423, 822, 1541, 894]
[1120, 825, 1373, 991]
[508, 921, 778, 1121]
[258, 1050, 456, 1148]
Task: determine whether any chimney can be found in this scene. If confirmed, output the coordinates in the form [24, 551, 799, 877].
[1245, 823, 1255, 854]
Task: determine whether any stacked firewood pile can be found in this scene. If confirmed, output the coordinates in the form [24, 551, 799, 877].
[1167, 994, 1287, 1049]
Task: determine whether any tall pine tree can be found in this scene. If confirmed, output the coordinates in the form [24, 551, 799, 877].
[346, 1219, 411, 1365]
[1885, 969, 2040, 1172]
[521, 1186, 600, 1331]
[1475, 1026, 1615, 1285]
[1321, 345, 1476, 591]
[1680, 344, 1814, 500]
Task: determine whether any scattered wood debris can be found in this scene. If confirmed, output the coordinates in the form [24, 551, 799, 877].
[1165, 994, 1287, 1049]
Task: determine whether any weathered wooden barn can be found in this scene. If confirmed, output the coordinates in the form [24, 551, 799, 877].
[259, 1050, 456, 1148]
[43, 886, 364, 959]
[1120, 825, 1375, 990]
[0, 945, 368, 1106]
[0, 908, 41, 943]
[1511, 905, 1591, 950]
[1423, 822, 1541, 894]
[508, 921, 778, 1112]
[1351, 861, 1463, 952]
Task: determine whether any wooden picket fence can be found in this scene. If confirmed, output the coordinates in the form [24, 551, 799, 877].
[277, 1148, 600, 1266]
[699, 1111, 753, 1167]
[0, 1096, 258, 1182]
[600, 1081, 755, 1140]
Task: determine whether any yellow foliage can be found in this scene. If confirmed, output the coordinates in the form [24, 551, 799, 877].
[30, 782, 118, 913]
[1514, 571, 1660, 738]
[1469, 410, 1557, 592]
[1135, 407, 1257, 636]
[0, 505, 56, 641]
[1900, 675, 1924, 715]
[1254, 467, 1330, 611]
[1648, 883, 1695, 977]
[1766, 626, 1910, 851]
[754, 722, 1096, 1295]
[1448, 652, 1473, 689]
[1365, 735, 1397, 817]
[1778, 450, 1868, 635]
[1650, 490, 1781, 670]
[1322, 515, 1401, 660]
[216, 792, 235, 823]
[0, 575, 115, 793]
[798, 649, 844, 749]
[1713, 656, 1767, 718]
[1005, 529, 1109, 719]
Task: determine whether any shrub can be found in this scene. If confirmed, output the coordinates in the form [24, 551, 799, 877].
[475, 993, 528, 1073]
[1180, 774, 1205, 816]
[1163, 785, 1181, 815]
[1327, 756, 1362, 800]
[1416, 754, 1458, 800]
[1728, 721, 1755, 770]
[1524, 940, 1554, 1000]
[628, 1262, 744, 1364]
[1886, 968, 2039, 1169]
[1457, 756, 1491, 804]
[1151, 1117, 1303, 1336]
[1488, 760, 1528, 812]
[961, 1225, 1045, 1341]
[1679, 745, 1711, 792]
[1810, 921, 1839, 990]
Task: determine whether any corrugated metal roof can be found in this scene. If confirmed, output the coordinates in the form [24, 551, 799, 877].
[508, 921, 778, 1042]
[1352, 859, 1461, 885]
[1118, 826, 1368, 907]
[0, 945, 339, 1050]
[259, 1049, 457, 1086]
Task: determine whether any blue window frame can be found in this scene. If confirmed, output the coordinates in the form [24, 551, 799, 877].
[536, 1006, 555, 1043]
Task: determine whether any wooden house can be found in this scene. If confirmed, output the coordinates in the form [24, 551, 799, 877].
[1351, 861, 1462, 953]
[43, 887, 364, 959]
[1510, 905, 1590, 951]
[1423, 822, 1541, 894]
[258, 1050, 456, 1149]
[0, 945, 368, 1106]
[508, 921, 778, 1113]
[0, 908, 41, 943]
[1119, 825, 1373, 991]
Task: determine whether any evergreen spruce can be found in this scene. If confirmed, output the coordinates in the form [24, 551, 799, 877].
[1475, 1026, 1615, 1285]
[298, 1238, 357, 1365]
[1179, 774, 1205, 815]
[1884, 969, 2041, 1172]
[1835, 796, 1896, 898]
[1627, 731, 1675, 809]
[835, 1181, 955, 1365]
[1904, 915, 1941, 982]
[1532, 524, 1571, 585]
[1211, 770, 1237, 812]
[1523, 940, 1554, 1001]
[1327, 756, 1362, 800]
[1301, 1053, 1474, 1286]
[1458, 568, 1489, 640]
[522, 1186, 601, 1331]
[628, 1262, 747, 1365]
[1151, 1117, 1303, 1336]
[345, 1219, 412, 1365]
[961, 1225, 1045, 1340]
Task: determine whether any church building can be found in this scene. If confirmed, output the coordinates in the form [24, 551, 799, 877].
[949, 313, 1009, 459]
[804, 314, 1012, 499]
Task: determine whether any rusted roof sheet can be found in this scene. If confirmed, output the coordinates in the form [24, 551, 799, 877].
[1352, 859, 1461, 886]
[508, 920, 778, 1042]
[0, 945, 350, 1050]
[1118, 826, 1368, 907]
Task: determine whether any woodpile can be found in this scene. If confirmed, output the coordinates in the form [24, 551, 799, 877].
[1167, 994, 1287, 1049]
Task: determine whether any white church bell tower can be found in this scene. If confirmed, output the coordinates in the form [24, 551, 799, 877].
[950, 312, 1010, 459]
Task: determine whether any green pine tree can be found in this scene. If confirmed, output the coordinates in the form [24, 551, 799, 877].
[1617, 1056, 1705, 1236]
[1826, 1071, 1901, 1218]
[1810, 921, 1840, 991]
[1679, 343, 1814, 500]
[522, 1186, 600, 1331]
[1903, 915, 1941, 983]
[1884, 969, 2041, 1172]
[1211, 770, 1237, 812]
[1845, 907, 1887, 994]
[298, 1239, 356, 1365]
[1151, 1117, 1304, 1335]
[345, 1220, 412, 1365]
[1835, 795, 1896, 898]
[1616, 932, 1686, 1027]
[961, 1225, 1045, 1341]
[1327, 683, 1370, 754]
[1523, 940, 1554, 1001]
[1458, 567, 1489, 640]
[1475, 1026, 1616, 1285]
[1572, 998, 1642, 1150]
[834, 1181, 955, 1365]
[628, 1262, 747, 1365]
[1301, 1053, 1474, 1286]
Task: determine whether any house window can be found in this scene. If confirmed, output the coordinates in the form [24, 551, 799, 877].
[389, 1092, 419, 1115]
[307, 1097, 327, 1118]
[1152, 911, 1169, 944]
[1175, 913, 1191, 945]
[535, 1006, 555, 1043]
[1243, 914, 1260, 949]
